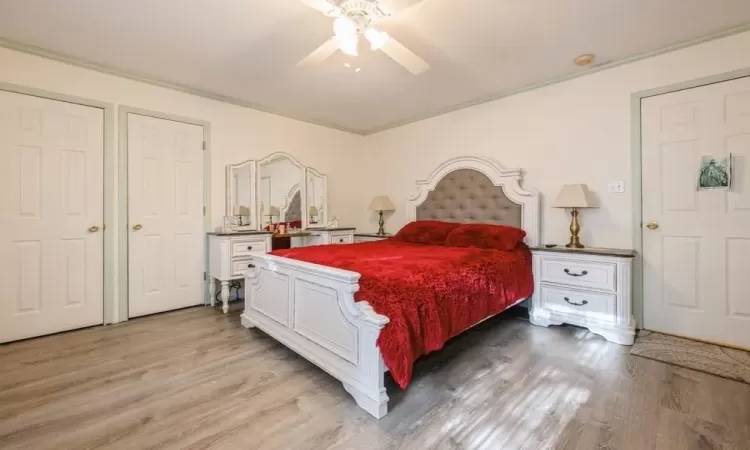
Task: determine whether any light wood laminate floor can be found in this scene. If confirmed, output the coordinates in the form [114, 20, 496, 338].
[1, 304, 748, 450]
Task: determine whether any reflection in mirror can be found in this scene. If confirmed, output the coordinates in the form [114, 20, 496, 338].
[259, 154, 304, 230]
[306, 168, 327, 227]
[225, 160, 256, 230]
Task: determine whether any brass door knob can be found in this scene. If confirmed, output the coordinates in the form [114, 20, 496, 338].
[646, 221, 659, 230]
[132, 224, 143, 231]
[88, 226, 100, 233]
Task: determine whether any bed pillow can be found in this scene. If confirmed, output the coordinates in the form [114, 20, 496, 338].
[444, 223, 526, 251]
[392, 220, 461, 245]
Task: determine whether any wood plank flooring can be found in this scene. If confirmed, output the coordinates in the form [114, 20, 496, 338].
[1, 304, 748, 450]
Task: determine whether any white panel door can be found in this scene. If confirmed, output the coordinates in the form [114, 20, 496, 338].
[642, 76, 750, 349]
[127, 113, 204, 317]
[0, 91, 104, 343]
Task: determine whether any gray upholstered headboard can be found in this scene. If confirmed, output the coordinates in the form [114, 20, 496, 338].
[407, 156, 540, 246]
[416, 168, 522, 227]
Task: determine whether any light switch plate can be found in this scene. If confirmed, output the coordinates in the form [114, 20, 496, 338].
[608, 181, 625, 193]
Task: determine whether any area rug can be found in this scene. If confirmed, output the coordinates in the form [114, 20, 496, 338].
[630, 331, 750, 385]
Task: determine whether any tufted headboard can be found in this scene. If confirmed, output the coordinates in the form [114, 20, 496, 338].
[416, 169, 522, 227]
[407, 156, 541, 246]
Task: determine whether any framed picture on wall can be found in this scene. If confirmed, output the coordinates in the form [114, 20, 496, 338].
[698, 154, 732, 190]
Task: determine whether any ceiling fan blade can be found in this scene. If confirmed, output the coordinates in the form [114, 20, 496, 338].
[298, 0, 340, 16]
[297, 37, 339, 67]
[380, 37, 429, 75]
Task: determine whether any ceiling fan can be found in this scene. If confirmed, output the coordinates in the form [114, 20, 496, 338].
[297, 0, 430, 75]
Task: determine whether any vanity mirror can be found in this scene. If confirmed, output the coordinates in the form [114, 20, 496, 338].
[225, 160, 257, 231]
[224, 152, 330, 232]
[306, 167, 328, 227]
[258, 152, 305, 229]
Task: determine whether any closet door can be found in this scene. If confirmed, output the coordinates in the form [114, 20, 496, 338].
[0, 90, 104, 343]
[127, 113, 205, 317]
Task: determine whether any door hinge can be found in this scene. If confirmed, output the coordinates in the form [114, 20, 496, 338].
[203, 206, 206, 216]
[202, 141, 206, 150]
[203, 272, 207, 281]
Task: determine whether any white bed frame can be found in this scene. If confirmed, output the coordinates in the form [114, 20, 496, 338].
[241, 156, 540, 418]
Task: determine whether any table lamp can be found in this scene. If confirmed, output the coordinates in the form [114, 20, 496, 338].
[552, 184, 598, 248]
[368, 195, 395, 236]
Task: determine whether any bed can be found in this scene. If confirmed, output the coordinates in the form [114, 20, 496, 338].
[242, 155, 540, 418]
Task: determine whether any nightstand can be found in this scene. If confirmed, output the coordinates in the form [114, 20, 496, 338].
[529, 246, 636, 345]
[354, 233, 392, 243]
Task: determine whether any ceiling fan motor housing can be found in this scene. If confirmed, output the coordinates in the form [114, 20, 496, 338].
[338, 0, 389, 31]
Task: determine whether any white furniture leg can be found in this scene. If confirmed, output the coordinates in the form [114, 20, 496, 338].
[208, 277, 216, 308]
[220, 280, 230, 314]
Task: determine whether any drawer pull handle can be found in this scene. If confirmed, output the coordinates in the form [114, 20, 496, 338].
[564, 297, 588, 307]
[564, 269, 588, 277]
[339, 238, 344, 243]
[247, 263, 255, 268]
[247, 245, 253, 250]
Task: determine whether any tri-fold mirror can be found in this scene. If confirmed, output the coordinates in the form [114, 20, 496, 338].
[226, 152, 328, 231]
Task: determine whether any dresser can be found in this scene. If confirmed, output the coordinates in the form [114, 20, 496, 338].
[529, 246, 636, 345]
[305, 227, 356, 245]
[207, 231, 272, 313]
[353, 233, 392, 243]
[207, 227, 355, 313]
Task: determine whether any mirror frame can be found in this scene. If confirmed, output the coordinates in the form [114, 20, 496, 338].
[225, 159, 257, 231]
[257, 152, 308, 229]
[305, 167, 329, 228]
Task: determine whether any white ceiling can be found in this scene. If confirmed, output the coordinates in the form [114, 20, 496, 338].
[1, 0, 749, 134]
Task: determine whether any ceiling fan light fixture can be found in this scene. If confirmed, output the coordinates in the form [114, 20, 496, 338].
[338, 35, 359, 56]
[333, 16, 357, 40]
[364, 28, 390, 50]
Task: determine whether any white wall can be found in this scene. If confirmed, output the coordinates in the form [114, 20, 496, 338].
[359, 31, 750, 248]
[0, 46, 364, 232]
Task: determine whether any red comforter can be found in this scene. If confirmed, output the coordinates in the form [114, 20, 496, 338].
[272, 240, 533, 388]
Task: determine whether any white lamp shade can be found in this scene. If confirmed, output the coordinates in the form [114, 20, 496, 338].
[552, 184, 599, 208]
[234, 205, 250, 216]
[268, 206, 280, 217]
[368, 195, 395, 212]
[309, 205, 318, 216]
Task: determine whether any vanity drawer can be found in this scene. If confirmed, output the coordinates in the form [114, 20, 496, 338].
[231, 259, 256, 277]
[540, 257, 616, 292]
[331, 233, 353, 245]
[539, 285, 616, 321]
[231, 238, 268, 257]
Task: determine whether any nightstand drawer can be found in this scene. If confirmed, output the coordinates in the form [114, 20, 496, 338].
[540, 257, 616, 292]
[540, 285, 616, 321]
[331, 233, 353, 245]
[231, 238, 268, 257]
[231, 259, 256, 277]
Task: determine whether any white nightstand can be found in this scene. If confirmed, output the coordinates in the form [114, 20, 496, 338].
[529, 246, 636, 345]
[353, 233, 391, 243]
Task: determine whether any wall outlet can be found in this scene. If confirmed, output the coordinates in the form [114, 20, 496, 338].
[608, 181, 625, 193]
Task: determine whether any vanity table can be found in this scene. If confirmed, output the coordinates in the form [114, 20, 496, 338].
[207, 231, 272, 313]
[208, 152, 355, 313]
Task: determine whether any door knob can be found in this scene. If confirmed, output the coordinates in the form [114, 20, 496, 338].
[132, 224, 143, 231]
[88, 225, 100, 233]
[646, 221, 659, 230]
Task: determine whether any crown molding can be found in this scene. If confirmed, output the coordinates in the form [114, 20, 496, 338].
[2, 22, 749, 137]
[360, 23, 750, 135]
[0, 37, 364, 136]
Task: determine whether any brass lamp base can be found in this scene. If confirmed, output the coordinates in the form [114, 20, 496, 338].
[565, 208, 585, 249]
[376, 210, 386, 236]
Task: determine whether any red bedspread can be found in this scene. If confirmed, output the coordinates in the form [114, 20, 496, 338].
[272, 240, 533, 388]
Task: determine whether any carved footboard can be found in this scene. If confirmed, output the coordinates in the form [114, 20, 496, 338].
[242, 254, 391, 418]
